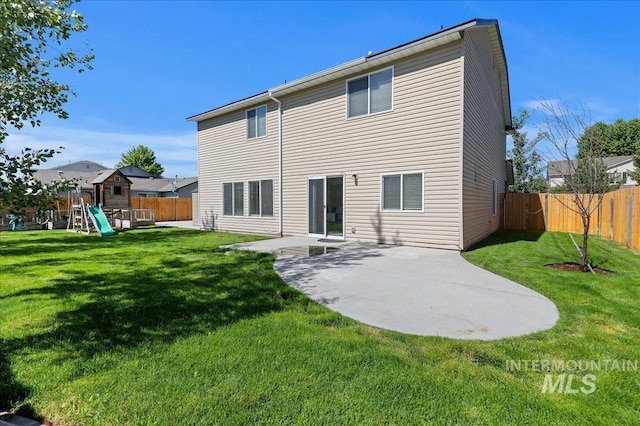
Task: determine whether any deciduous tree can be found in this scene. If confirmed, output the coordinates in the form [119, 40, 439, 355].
[538, 100, 608, 271]
[117, 145, 165, 177]
[0, 0, 93, 220]
[578, 118, 640, 158]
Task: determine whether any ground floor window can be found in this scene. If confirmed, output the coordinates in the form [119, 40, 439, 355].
[381, 172, 423, 211]
[249, 179, 273, 217]
[223, 182, 244, 216]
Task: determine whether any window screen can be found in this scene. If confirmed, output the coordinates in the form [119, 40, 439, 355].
[249, 181, 260, 215]
[261, 180, 273, 217]
[370, 68, 392, 114]
[402, 173, 422, 210]
[233, 182, 244, 216]
[382, 175, 401, 210]
[348, 76, 368, 118]
[223, 183, 233, 216]
[247, 109, 256, 139]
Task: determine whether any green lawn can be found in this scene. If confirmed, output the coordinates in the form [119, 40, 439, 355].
[1, 228, 638, 425]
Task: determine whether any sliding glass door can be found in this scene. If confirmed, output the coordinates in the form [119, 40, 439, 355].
[308, 176, 343, 238]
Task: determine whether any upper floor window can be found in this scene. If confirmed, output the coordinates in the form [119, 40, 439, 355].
[247, 105, 267, 139]
[347, 67, 393, 118]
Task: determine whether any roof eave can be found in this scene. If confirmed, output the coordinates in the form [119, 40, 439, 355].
[187, 18, 511, 126]
[465, 20, 512, 128]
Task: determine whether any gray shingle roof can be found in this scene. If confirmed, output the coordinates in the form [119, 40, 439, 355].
[34, 166, 197, 194]
[33, 169, 103, 190]
[547, 155, 633, 177]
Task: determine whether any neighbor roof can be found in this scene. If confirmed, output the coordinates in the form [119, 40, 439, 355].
[187, 18, 511, 128]
[128, 176, 198, 193]
[47, 160, 107, 172]
[547, 155, 634, 177]
[91, 169, 133, 185]
[33, 169, 102, 191]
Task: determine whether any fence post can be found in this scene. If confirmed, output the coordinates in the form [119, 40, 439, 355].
[609, 198, 615, 240]
[628, 195, 634, 248]
[544, 193, 548, 231]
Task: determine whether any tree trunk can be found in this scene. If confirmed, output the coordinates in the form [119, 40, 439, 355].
[581, 214, 590, 271]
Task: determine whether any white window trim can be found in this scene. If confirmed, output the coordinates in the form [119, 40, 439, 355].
[222, 182, 244, 217]
[248, 179, 274, 218]
[246, 104, 268, 139]
[379, 171, 424, 212]
[345, 66, 394, 120]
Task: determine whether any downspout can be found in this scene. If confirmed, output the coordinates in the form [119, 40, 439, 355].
[268, 90, 283, 237]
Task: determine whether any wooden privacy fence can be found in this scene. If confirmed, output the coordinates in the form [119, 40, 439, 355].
[132, 197, 192, 222]
[57, 195, 193, 221]
[504, 186, 640, 251]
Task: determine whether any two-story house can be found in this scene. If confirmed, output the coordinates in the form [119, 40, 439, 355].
[188, 18, 512, 250]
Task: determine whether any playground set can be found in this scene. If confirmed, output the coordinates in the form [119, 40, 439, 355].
[3, 169, 155, 236]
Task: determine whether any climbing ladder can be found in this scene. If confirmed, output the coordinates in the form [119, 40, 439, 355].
[67, 192, 91, 233]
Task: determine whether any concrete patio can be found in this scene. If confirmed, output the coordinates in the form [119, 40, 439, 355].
[225, 237, 559, 340]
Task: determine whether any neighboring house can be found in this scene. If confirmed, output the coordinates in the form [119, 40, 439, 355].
[53, 160, 108, 173]
[188, 18, 512, 250]
[34, 162, 198, 198]
[547, 155, 637, 188]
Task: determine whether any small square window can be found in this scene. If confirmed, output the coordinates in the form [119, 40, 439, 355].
[114, 186, 122, 195]
[114, 175, 121, 183]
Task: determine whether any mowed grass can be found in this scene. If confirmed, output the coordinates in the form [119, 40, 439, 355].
[0, 228, 638, 425]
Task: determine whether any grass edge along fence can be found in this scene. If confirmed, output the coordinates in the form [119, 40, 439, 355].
[504, 186, 640, 252]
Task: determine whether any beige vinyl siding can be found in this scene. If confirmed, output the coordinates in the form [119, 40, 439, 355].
[197, 103, 280, 234]
[280, 42, 463, 249]
[461, 28, 507, 249]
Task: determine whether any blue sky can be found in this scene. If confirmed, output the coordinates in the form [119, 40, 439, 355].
[6, 0, 640, 178]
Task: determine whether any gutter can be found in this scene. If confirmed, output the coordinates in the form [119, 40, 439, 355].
[268, 90, 283, 237]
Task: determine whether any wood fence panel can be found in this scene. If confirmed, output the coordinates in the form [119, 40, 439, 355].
[131, 197, 192, 221]
[176, 198, 192, 221]
[505, 187, 640, 252]
[505, 193, 545, 231]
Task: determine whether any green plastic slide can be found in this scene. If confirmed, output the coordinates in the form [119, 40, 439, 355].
[86, 205, 116, 236]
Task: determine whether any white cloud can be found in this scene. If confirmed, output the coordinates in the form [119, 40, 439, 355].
[520, 99, 562, 112]
[582, 99, 618, 122]
[5, 125, 198, 178]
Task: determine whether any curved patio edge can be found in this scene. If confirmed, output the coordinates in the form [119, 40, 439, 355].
[227, 237, 559, 340]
